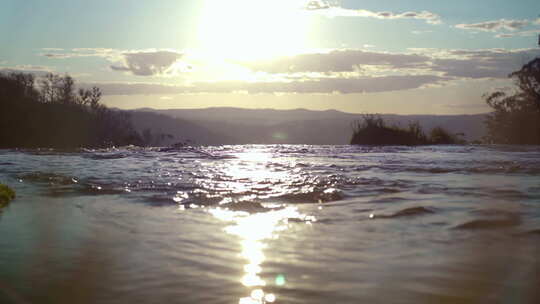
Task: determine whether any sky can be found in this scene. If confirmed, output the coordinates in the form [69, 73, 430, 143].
[1, 0, 540, 114]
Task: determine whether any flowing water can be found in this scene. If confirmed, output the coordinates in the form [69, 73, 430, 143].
[0, 145, 539, 304]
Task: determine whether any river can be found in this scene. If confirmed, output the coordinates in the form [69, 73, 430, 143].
[0, 145, 539, 303]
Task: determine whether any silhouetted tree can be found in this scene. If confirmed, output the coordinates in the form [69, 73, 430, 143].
[483, 35, 540, 144]
[0, 72, 143, 148]
[58, 75, 75, 105]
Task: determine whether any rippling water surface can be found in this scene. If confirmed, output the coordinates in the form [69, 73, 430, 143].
[0, 145, 539, 303]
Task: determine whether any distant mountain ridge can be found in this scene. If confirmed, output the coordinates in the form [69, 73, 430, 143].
[130, 107, 488, 145]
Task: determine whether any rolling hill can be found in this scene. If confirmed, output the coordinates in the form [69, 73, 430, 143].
[130, 107, 488, 145]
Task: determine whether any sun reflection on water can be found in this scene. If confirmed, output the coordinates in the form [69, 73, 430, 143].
[206, 149, 317, 303]
[209, 205, 315, 303]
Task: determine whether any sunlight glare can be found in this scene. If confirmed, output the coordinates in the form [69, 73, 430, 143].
[210, 205, 316, 303]
[197, 0, 312, 60]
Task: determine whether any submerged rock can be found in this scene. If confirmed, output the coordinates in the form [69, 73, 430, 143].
[0, 184, 16, 209]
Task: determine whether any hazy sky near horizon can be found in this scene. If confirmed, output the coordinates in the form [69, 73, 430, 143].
[1, 0, 540, 114]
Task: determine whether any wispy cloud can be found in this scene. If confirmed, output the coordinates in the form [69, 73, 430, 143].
[239, 49, 430, 73]
[495, 29, 540, 38]
[414, 48, 540, 78]
[84, 75, 448, 96]
[238, 47, 540, 80]
[41, 48, 64, 51]
[305, 4, 442, 25]
[412, 30, 433, 35]
[442, 103, 489, 109]
[41, 48, 120, 60]
[455, 19, 529, 32]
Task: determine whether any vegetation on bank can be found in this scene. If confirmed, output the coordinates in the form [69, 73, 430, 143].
[350, 114, 464, 145]
[483, 47, 540, 144]
[352, 36, 540, 146]
[0, 72, 143, 148]
[0, 184, 15, 209]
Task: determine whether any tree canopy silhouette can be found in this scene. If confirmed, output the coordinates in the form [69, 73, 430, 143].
[483, 36, 540, 145]
[0, 72, 143, 148]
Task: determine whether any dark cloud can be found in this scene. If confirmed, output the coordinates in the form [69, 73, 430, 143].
[455, 19, 529, 32]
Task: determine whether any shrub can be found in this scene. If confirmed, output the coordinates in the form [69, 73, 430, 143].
[350, 114, 463, 145]
[0, 184, 15, 209]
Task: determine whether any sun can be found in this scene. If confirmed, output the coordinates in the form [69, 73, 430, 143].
[196, 0, 312, 60]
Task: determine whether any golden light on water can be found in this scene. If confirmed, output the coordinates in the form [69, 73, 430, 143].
[210, 204, 315, 303]
[206, 149, 317, 303]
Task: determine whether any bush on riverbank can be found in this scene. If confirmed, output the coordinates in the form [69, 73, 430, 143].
[0, 184, 15, 209]
[350, 114, 464, 145]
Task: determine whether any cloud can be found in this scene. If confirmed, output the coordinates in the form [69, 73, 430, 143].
[43, 53, 78, 59]
[239, 48, 540, 80]
[442, 103, 489, 109]
[72, 46, 540, 96]
[455, 19, 529, 32]
[110, 51, 184, 76]
[305, 0, 331, 10]
[38, 45, 540, 95]
[495, 29, 540, 38]
[412, 30, 433, 35]
[239, 49, 431, 73]
[0, 65, 55, 76]
[85, 75, 448, 96]
[423, 48, 540, 78]
[41, 48, 120, 60]
[77, 47, 540, 95]
[42, 48, 187, 76]
[307, 6, 442, 24]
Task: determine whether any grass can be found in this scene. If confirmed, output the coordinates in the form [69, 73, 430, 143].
[0, 184, 16, 209]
